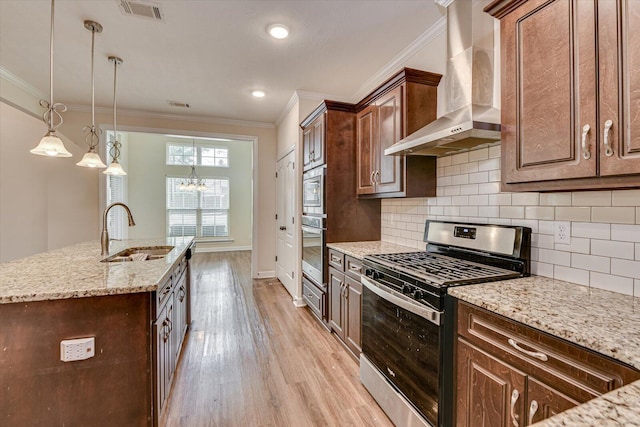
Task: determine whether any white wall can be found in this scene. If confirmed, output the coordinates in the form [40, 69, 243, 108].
[381, 145, 640, 297]
[125, 132, 253, 251]
[0, 101, 99, 262]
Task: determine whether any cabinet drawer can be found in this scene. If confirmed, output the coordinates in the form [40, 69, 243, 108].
[457, 301, 640, 399]
[302, 276, 325, 320]
[156, 276, 173, 310]
[328, 249, 344, 271]
[345, 255, 363, 279]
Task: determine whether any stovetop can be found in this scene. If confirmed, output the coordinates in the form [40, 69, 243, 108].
[365, 251, 521, 287]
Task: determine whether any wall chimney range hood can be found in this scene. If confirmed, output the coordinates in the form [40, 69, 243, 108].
[385, 0, 501, 157]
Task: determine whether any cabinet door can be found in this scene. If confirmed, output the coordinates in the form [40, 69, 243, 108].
[311, 114, 325, 168]
[598, 0, 640, 176]
[174, 272, 188, 358]
[328, 267, 345, 339]
[302, 126, 313, 170]
[457, 339, 527, 427]
[344, 275, 362, 355]
[526, 377, 582, 425]
[375, 86, 404, 194]
[356, 105, 378, 195]
[501, 0, 597, 184]
[155, 297, 173, 417]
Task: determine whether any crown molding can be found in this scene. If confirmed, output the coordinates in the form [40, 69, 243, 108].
[275, 91, 300, 127]
[66, 104, 275, 129]
[0, 67, 46, 100]
[351, 16, 446, 102]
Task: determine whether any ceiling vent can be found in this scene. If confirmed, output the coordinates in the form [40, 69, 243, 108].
[167, 100, 190, 108]
[118, 0, 163, 21]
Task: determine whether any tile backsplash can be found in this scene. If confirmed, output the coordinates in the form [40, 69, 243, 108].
[381, 145, 640, 297]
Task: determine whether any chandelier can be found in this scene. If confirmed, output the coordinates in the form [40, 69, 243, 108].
[179, 140, 207, 191]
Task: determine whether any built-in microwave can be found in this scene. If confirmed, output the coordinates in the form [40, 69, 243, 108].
[302, 166, 325, 217]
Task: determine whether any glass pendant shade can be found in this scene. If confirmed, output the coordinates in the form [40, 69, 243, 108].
[30, 132, 72, 157]
[76, 150, 107, 168]
[103, 160, 127, 176]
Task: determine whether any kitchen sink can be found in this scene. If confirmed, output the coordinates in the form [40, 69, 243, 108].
[101, 246, 175, 263]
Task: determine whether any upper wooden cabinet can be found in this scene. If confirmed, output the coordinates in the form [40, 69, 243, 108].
[356, 68, 441, 198]
[486, 0, 640, 191]
[302, 113, 325, 171]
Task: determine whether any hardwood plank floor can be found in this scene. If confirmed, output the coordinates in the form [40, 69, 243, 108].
[163, 251, 393, 427]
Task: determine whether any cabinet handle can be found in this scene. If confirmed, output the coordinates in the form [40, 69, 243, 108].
[374, 170, 380, 184]
[510, 389, 520, 427]
[370, 171, 375, 185]
[508, 338, 549, 361]
[528, 400, 539, 425]
[581, 124, 591, 160]
[349, 264, 361, 273]
[178, 286, 186, 302]
[331, 254, 341, 263]
[603, 119, 614, 157]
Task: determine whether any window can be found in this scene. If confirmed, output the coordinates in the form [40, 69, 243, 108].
[166, 142, 228, 167]
[166, 177, 229, 238]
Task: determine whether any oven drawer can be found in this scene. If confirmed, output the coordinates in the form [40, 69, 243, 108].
[457, 301, 639, 398]
[302, 276, 325, 320]
[328, 249, 344, 271]
[345, 255, 363, 279]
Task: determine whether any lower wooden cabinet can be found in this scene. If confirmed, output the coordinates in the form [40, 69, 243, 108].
[153, 249, 193, 426]
[456, 300, 640, 426]
[327, 252, 363, 358]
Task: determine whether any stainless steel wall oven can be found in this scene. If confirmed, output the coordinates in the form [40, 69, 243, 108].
[301, 215, 325, 286]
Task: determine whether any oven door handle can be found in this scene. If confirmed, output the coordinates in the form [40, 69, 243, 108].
[361, 276, 442, 326]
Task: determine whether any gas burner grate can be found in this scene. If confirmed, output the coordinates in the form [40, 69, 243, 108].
[367, 251, 520, 285]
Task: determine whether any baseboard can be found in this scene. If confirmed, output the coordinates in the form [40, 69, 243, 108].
[195, 245, 252, 253]
[293, 297, 307, 307]
[255, 270, 276, 278]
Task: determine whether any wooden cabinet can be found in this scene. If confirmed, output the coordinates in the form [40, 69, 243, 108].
[456, 300, 640, 426]
[356, 68, 440, 198]
[302, 275, 326, 322]
[152, 248, 193, 426]
[327, 250, 363, 358]
[302, 113, 325, 171]
[486, 0, 640, 191]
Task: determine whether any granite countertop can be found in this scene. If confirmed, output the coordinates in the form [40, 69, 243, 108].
[449, 276, 640, 426]
[0, 237, 194, 304]
[326, 241, 417, 260]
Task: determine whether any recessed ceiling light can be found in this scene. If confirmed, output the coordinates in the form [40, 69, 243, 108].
[251, 90, 266, 98]
[268, 24, 289, 39]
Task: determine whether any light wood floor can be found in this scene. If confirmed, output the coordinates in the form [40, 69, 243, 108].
[163, 251, 393, 427]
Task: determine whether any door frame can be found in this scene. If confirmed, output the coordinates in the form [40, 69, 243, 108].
[98, 124, 260, 278]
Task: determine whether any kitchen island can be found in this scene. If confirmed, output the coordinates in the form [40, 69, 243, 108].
[0, 237, 194, 427]
[450, 277, 640, 426]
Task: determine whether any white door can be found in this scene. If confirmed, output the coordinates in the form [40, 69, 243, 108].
[276, 150, 296, 296]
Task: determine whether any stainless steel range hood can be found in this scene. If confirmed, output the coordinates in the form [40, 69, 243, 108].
[385, 0, 501, 157]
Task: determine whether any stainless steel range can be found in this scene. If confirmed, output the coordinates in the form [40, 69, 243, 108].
[360, 220, 531, 427]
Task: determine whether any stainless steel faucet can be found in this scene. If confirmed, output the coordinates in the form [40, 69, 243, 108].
[101, 202, 136, 255]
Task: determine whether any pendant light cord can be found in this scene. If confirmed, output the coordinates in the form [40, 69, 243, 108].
[49, 0, 54, 130]
[112, 59, 118, 136]
[91, 27, 95, 128]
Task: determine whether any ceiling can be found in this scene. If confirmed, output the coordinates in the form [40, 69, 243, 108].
[0, 0, 445, 125]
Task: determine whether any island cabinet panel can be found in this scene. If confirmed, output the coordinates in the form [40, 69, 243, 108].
[486, 0, 640, 191]
[0, 293, 153, 427]
[455, 300, 640, 426]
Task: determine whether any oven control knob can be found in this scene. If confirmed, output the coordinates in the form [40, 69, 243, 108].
[402, 285, 413, 295]
[413, 290, 424, 300]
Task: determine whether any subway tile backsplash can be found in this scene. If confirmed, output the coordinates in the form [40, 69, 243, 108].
[381, 145, 640, 297]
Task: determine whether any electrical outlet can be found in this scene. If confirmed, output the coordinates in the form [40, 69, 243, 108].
[60, 337, 95, 362]
[554, 221, 571, 245]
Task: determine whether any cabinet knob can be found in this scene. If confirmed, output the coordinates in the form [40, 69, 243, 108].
[581, 124, 591, 160]
[603, 119, 614, 157]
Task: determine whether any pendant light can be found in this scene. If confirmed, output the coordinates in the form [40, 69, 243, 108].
[76, 20, 107, 168]
[30, 0, 72, 157]
[104, 56, 126, 176]
[178, 139, 207, 191]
